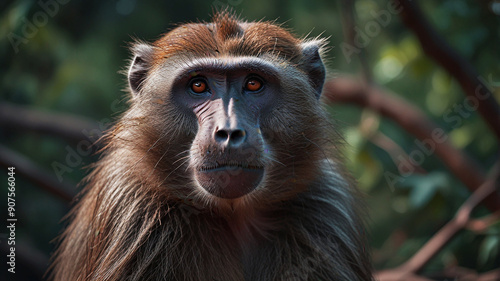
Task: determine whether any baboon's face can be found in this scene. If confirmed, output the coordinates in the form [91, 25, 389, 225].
[127, 20, 326, 201]
[175, 58, 282, 199]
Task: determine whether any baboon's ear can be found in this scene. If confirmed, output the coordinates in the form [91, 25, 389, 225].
[128, 43, 154, 96]
[300, 40, 326, 99]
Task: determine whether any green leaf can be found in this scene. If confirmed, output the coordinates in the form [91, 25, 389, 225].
[401, 172, 449, 208]
[478, 235, 499, 266]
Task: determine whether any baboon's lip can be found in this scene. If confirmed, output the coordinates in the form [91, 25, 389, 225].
[195, 163, 264, 199]
[199, 163, 264, 172]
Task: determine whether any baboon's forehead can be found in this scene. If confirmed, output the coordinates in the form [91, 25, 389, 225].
[152, 12, 303, 64]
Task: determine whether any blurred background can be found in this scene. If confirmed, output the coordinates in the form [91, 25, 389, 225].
[0, 0, 499, 280]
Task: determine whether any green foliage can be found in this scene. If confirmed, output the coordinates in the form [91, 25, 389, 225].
[400, 172, 450, 209]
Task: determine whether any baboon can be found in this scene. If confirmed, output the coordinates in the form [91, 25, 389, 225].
[51, 12, 373, 281]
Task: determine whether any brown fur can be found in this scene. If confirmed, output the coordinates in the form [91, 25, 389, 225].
[152, 12, 301, 63]
[50, 12, 372, 281]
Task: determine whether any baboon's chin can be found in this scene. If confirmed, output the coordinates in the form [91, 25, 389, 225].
[195, 165, 264, 199]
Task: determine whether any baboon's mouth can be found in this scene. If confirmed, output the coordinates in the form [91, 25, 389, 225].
[199, 162, 264, 172]
[196, 163, 264, 199]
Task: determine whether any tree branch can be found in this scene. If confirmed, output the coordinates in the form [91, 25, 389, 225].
[478, 269, 500, 281]
[323, 77, 500, 211]
[0, 102, 101, 144]
[0, 145, 75, 202]
[394, 0, 500, 141]
[376, 163, 500, 279]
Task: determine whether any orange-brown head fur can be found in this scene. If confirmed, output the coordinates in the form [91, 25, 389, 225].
[152, 13, 301, 63]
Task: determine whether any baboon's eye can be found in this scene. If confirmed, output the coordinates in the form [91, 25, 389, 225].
[244, 77, 263, 92]
[190, 79, 208, 94]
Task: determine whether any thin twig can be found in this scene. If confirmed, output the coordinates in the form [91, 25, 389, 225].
[376, 163, 500, 279]
[466, 210, 500, 232]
